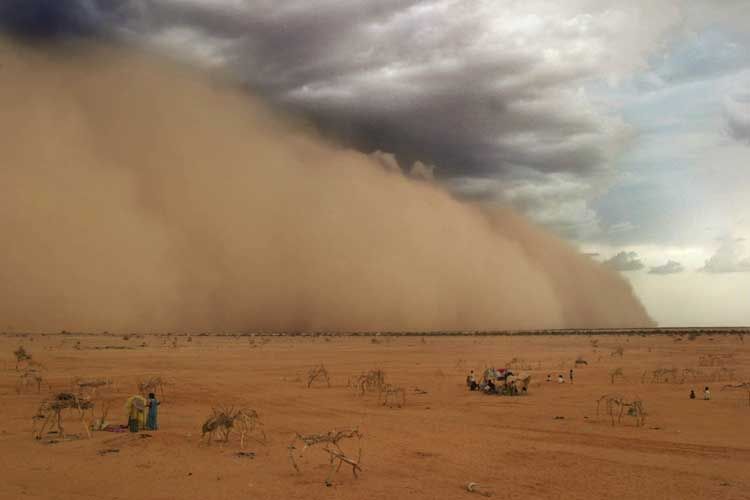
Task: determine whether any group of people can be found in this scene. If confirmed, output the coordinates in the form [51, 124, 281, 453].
[125, 392, 160, 432]
[690, 387, 711, 400]
[466, 368, 525, 396]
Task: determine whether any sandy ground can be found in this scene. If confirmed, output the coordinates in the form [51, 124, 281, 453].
[1, 332, 749, 500]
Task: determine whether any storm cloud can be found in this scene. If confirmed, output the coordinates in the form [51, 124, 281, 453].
[649, 260, 684, 275]
[2, 0, 749, 248]
[0, 0, 688, 238]
[605, 251, 645, 272]
[725, 89, 750, 145]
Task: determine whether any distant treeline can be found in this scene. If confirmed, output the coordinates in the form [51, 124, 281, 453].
[2, 327, 748, 337]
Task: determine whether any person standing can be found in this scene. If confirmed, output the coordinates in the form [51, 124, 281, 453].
[704, 386, 711, 400]
[127, 395, 146, 433]
[147, 392, 160, 430]
[569, 369, 574, 384]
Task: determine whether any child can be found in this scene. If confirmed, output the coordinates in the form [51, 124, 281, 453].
[147, 392, 160, 430]
[703, 386, 710, 400]
[557, 374, 565, 384]
[689, 389, 696, 399]
[467, 370, 478, 391]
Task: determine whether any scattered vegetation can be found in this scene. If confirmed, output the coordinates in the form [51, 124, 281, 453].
[307, 364, 331, 388]
[351, 369, 386, 396]
[288, 428, 363, 486]
[137, 376, 168, 401]
[596, 394, 646, 427]
[13, 346, 32, 370]
[33, 393, 94, 440]
[201, 406, 266, 448]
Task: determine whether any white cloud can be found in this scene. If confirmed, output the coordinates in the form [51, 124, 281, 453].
[702, 238, 750, 273]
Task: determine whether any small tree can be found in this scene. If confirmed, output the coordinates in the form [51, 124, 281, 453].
[14, 346, 32, 371]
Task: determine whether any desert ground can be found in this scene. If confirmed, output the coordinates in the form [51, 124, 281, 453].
[1, 331, 749, 500]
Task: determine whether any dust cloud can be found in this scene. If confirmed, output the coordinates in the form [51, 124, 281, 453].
[0, 38, 654, 333]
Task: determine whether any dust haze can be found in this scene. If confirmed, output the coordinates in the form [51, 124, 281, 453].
[0, 38, 653, 333]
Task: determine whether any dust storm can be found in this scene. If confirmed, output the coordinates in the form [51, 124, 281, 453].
[0, 39, 653, 333]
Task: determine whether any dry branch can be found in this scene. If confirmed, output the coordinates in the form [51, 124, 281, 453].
[596, 394, 645, 427]
[288, 428, 363, 486]
[201, 406, 266, 448]
[33, 393, 94, 440]
[307, 365, 331, 388]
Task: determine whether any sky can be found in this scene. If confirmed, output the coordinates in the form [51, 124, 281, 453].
[1, 0, 748, 326]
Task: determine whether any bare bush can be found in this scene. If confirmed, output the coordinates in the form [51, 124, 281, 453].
[307, 365, 331, 388]
[33, 393, 94, 440]
[351, 369, 386, 396]
[643, 368, 678, 384]
[137, 376, 167, 401]
[201, 406, 266, 448]
[288, 428, 363, 486]
[596, 394, 646, 427]
[13, 346, 32, 371]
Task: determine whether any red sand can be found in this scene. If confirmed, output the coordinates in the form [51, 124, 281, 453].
[1, 333, 749, 499]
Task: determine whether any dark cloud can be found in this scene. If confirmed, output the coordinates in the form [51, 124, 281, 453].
[0, 0, 106, 39]
[726, 91, 750, 145]
[649, 260, 684, 275]
[0, 1, 627, 183]
[604, 251, 645, 272]
[4, 0, 747, 245]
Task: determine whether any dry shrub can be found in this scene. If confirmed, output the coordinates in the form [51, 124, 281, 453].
[307, 364, 331, 388]
[33, 393, 94, 440]
[351, 369, 386, 396]
[201, 406, 266, 448]
[596, 394, 645, 427]
[288, 428, 363, 486]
